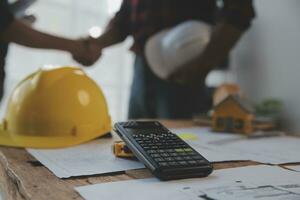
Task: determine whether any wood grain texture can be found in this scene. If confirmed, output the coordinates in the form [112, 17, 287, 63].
[0, 147, 81, 200]
[0, 120, 270, 200]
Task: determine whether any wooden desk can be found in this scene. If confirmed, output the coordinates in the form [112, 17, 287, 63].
[0, 120, 259, 200]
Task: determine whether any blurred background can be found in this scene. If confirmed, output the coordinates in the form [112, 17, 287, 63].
[1, 0, 134, 122]
[0, 0, 300, 132]
[231, 0, 300, 133]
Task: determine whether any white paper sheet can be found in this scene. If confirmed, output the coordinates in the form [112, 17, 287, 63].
[173, 127, 300, 164]
[76, 165, 300, 200]
[27, 127, 300, 179]
[27, 127, 245, 179]
[27, 137, 144, 178]
[215, 136, 300, 164]
[285, 165, 300, 172]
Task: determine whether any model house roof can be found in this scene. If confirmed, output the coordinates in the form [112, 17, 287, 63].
[214, 95, 254, 114]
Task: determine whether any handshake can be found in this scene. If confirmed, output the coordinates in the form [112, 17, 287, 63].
[70, 38, 103, 67]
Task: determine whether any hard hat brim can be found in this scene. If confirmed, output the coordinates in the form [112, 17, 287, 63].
[0, 124, 111, 149]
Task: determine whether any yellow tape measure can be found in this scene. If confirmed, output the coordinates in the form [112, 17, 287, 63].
[112, 141, 135, 158]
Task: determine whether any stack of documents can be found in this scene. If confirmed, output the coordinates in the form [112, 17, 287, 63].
[27, 127, 300, 178]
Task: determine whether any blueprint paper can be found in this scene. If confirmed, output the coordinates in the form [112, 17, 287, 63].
[173, 128, 300, 164]
[186, 142, 248, 162]
[27, 137, 144, 178]
[27, 127, 246, 179]
[28, 127, 300, 179]
[214, 136, 300, 164]
[76, 165, 300, 200]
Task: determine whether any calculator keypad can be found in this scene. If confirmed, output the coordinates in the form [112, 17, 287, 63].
[131, 130, 206, 168]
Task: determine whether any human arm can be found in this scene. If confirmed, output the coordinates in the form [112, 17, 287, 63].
[88, 0, 131, 50]
[0, 1, 101, 66]
[169, 0, 256, 85]
[0, 18, 101, 62]
[73, 0, 130, 66]
[90, 24, 128, 50]
[73, 22, 125, 66]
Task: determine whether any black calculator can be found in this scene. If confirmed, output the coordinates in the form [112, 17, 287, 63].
[114, 121, 213, 180]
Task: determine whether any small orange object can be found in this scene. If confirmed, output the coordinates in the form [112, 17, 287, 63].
[112, 141, 135, 158]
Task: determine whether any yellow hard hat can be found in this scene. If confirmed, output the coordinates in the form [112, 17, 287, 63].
[0, 66, 111, 148]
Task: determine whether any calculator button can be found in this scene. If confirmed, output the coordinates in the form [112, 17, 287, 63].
[158, 162, 169, 167]
[165, 149, 175, 153]
[168, 161, 178, 166]
[170, 153, 179, 157]
[192, 155, 203, 160]
[165, 157, 174, 162]
[147, 150, 157, 154]
[174, 156, 184, 161]
[178, 161, 188, 166]
[183, 156, 193, 160]
[183, 148, 193, 152]
[196, 160, 208, 165]
[187, 160, 198, 165]
[154, 158, 164, 162]
[178, 152, 188, 156]
[175, 149, 185, 153]
[186, 151, 198, 156]
[161, 153, 169, 157]
[174, 145, 184, 148]
[150, 153, 160, 158]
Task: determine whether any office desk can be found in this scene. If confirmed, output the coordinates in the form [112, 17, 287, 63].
[0, 120, 259, 200]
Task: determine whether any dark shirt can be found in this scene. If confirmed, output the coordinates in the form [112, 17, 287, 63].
[110, 0, 255, 54]
[0, 0, 14, 67]
[0, 0, 13, 32]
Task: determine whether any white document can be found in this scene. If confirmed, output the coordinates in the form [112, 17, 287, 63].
[76, 165, 300, 200]
[216, 136, 300, 164]
[27, 137, 144, 178]
[172, 127, 300, 164]
[27, 127, 300, 179]
[27, 127, 245, 179]
[286, 165, 300, 172]
[187, 142, 247, 162]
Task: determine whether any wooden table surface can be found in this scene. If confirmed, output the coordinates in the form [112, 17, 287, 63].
[0, 120, 264, 200]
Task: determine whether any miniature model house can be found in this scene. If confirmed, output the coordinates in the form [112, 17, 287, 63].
[212, 95, 254, 134]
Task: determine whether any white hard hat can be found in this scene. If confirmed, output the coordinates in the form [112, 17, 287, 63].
[145, 20, 212, 80]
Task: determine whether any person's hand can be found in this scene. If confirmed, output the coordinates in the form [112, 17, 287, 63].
[71, 38, 102, 66]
